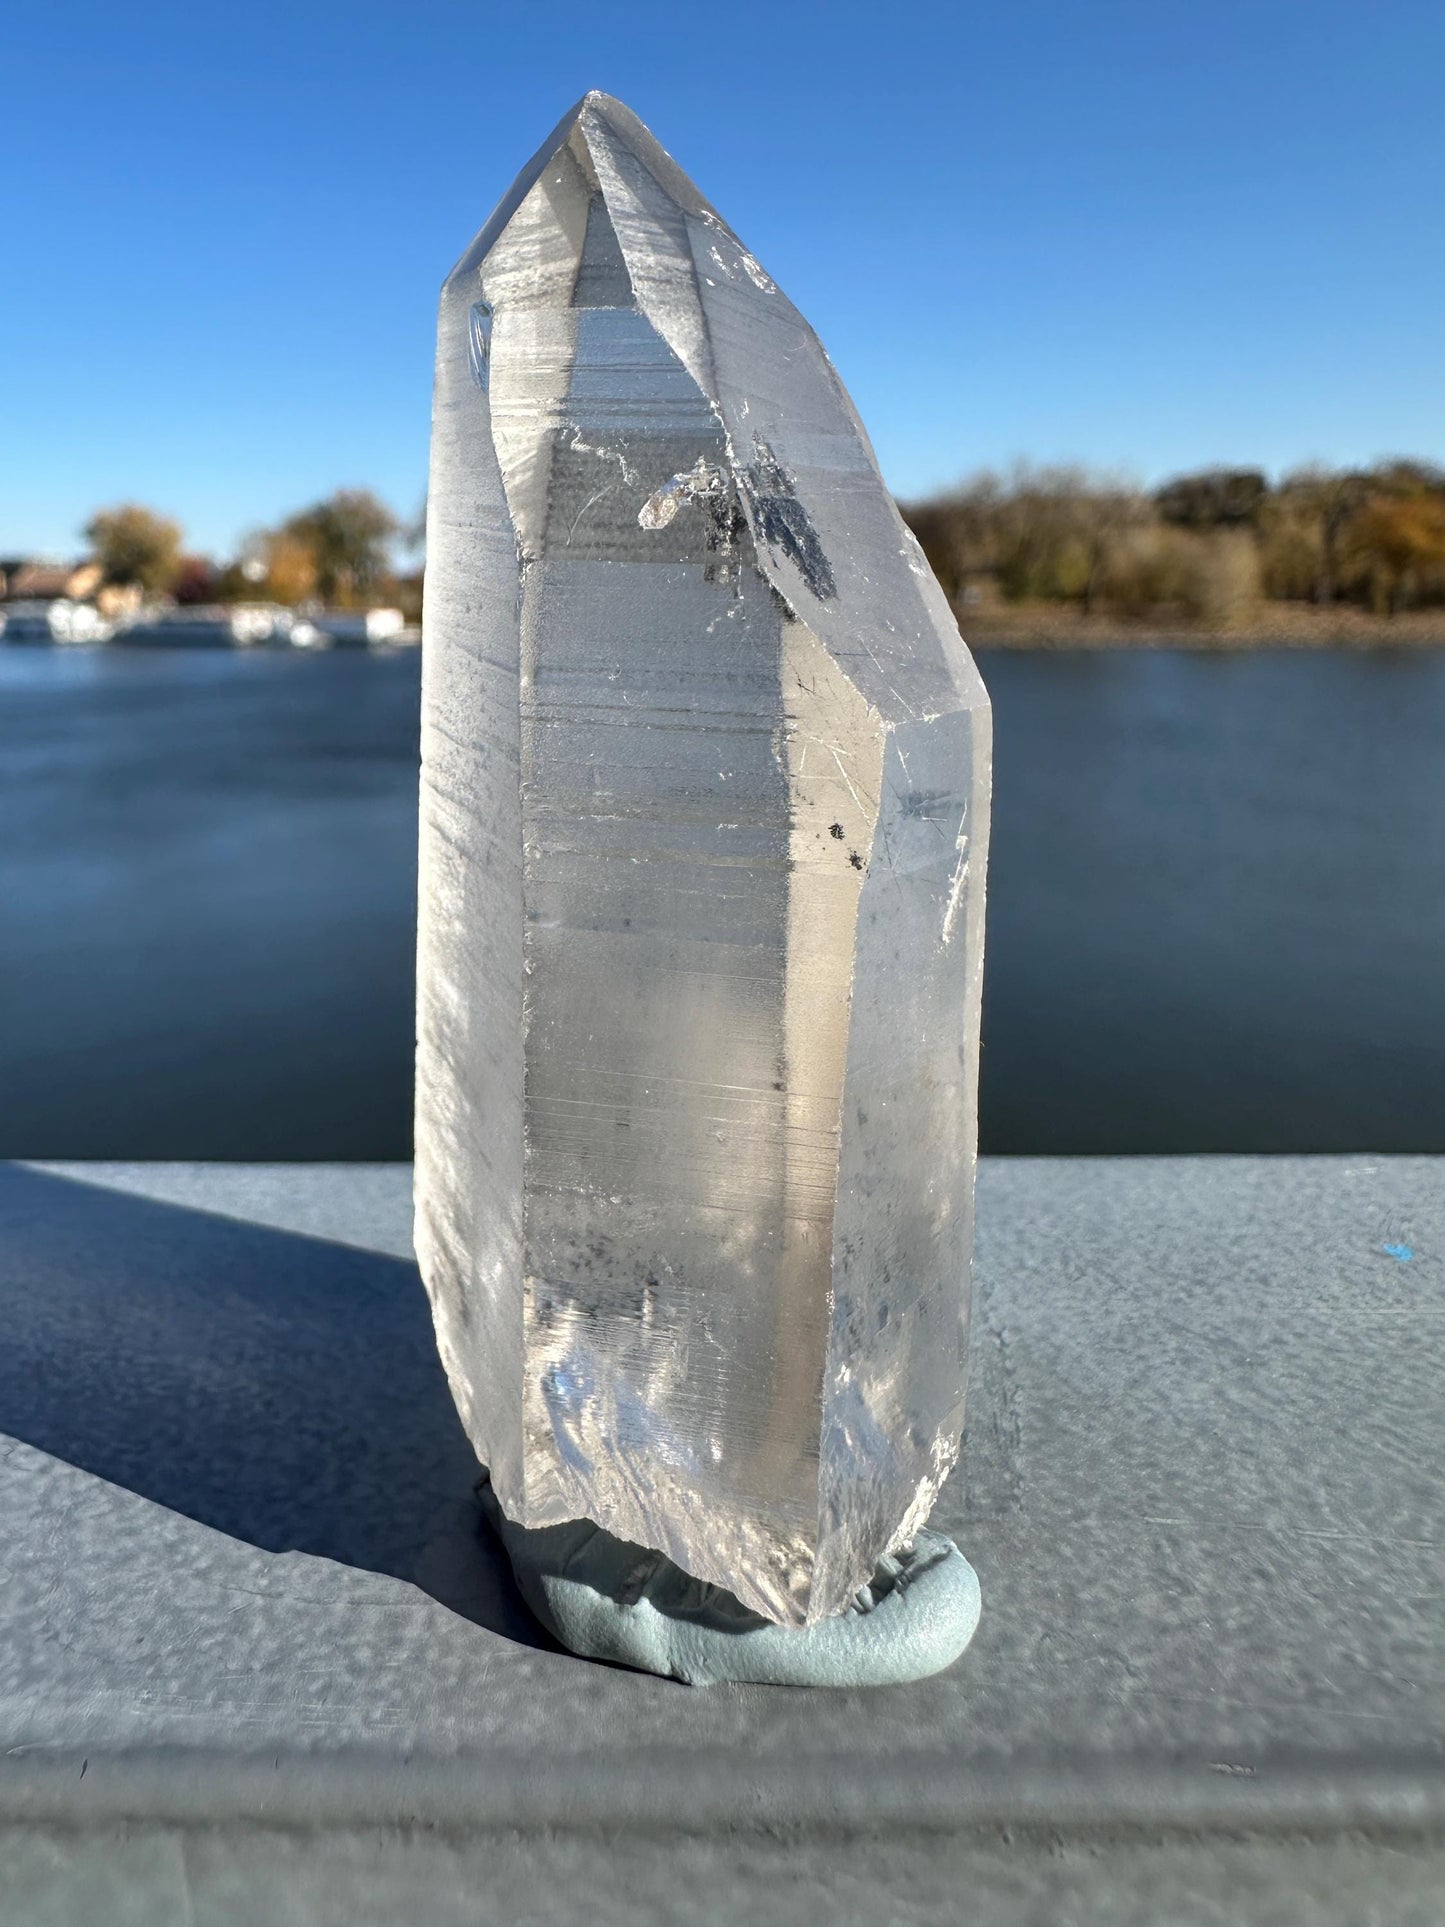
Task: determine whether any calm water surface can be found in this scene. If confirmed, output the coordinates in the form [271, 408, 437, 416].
[1, 647, 419, 1158]
[2, 643, 1442, 1156]
[980, 646, 1445, 1152]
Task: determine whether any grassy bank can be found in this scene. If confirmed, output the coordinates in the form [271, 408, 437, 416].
[960, 600, 1445, 650]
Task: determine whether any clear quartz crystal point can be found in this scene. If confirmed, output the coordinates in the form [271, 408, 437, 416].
[415, 92, 991, 1627]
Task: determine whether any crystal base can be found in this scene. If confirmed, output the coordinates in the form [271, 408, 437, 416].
[477, 1475, 980, 1688]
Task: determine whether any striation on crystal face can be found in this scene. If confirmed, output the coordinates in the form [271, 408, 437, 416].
[415, 92, 991, 1627]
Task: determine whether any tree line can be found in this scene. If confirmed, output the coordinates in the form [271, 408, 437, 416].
[902, 461, 1445, 623]
[79, 490, 422, 618]
[70, 459, 1445, 629]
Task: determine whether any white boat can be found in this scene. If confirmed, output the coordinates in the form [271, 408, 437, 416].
[1, 598, 112, 644]
[227, 604, 285, 647]
[311, 607, 406, 647]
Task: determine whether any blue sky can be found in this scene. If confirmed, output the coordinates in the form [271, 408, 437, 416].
[5, 0, 1442, 557]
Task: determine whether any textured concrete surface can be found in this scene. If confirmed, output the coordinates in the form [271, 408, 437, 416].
[3, 1157, 1443, 1922]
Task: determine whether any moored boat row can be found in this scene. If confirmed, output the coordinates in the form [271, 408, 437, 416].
[0, 601, 417, 649]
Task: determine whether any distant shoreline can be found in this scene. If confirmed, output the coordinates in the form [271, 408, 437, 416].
[960, 602, 1445, 650]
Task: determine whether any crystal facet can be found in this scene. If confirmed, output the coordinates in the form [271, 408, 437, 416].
[415, 93, 991, 1626]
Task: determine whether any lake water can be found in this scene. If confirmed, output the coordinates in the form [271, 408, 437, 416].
[2, 643, 1442, 1157]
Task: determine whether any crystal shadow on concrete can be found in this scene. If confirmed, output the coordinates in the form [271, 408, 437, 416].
[0, 1163, 543, 1647]
[1, 1158, 1442, 1927]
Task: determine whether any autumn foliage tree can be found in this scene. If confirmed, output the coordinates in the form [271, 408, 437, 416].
[1345, 491, 1445, 613]
[83, 504, 183, 594]
[225, 490, 401, 607]
[1262, 468, 1371, 604]
[258, 531, 321, 605]
[277, 489, 400, 605]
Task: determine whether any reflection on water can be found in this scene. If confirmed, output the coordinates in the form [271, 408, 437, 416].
[1, 643, 1443, 1156]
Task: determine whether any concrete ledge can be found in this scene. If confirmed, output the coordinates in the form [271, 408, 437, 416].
[2, 1157, 1442, 1921]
